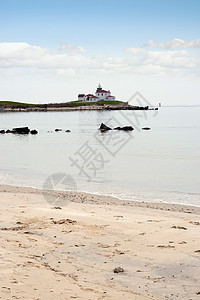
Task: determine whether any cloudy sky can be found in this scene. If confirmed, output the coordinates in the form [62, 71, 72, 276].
[0, 0, 200, 105]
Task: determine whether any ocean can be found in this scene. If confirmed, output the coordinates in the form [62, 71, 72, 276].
[0, 107, 200, 206]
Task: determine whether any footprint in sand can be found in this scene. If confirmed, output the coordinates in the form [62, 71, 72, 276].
[171, 225, 187, 230]
[157, 245, 175, 248]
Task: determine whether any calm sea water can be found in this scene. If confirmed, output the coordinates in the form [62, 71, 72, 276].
[0, 107, 200, 206]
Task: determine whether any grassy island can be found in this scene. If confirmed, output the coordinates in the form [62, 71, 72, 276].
[0, 100, 150, 112]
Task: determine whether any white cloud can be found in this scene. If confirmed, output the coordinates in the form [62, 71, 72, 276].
[144, 38, 200, 49]
[0, 42, 94, 69]
[59, 43, 85, 54]
[0, 41, 199, 79]
[0, 42, 48, 59]
[126, 47, 198, 71]
[147, 50, 197, 68]
[126, 47, 146, 54]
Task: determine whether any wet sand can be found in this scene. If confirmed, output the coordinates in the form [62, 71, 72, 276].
[0, 185, 200, 299]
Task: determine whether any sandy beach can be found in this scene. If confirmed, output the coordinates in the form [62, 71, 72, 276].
[0, 185, 200, 300]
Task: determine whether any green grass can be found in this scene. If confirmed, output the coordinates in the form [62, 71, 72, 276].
[0, 101, 35, 107]
[65, 100, 126, 107]
[97, 100, 125, 105]
[65, 101, 97, 107]
[0, 99, 128, 109]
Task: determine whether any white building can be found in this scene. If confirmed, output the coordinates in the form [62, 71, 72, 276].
[95, 83, 116, 100]
[78, 84, 116, 102]
[85, 94, 99, 102]
[78, 94, 86, 101]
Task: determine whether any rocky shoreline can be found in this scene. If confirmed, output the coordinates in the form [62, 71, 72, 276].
[0, 127, 38, 135]
[1, 124, 151, 135]
[0, 104, 156, 113]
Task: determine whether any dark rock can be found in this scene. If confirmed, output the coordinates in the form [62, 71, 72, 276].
[122, 126, 134, 131]
[114, 126, 122, 130]
[6, 129, 15, 133]
[55, 128, 62, 132]
[51, 206, 62, 210]
[13, 127, 30, 134]
[99, 123, 112, 131]
[52, 219, 77, 225]
[0, 130, 5, 134]
[65, 130, 71, 133]
[171, 225, 187, 230]
[114, 267, 124, 273]
[142, 127, 151, 130]
[30, 129, 38, 135]
[114, 126, 134, 131]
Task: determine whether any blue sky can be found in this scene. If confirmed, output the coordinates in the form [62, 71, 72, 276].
[1, 0, 200, 50]
[0, 0, 200, 104]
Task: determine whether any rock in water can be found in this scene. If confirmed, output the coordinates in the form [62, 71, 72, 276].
[114, 126, 134, 131]
[0, 130, 5, 134]
[114, 126, 122, 130]
[12, 127, 30, 134]
[142, 127, 151, 130]
[99, 123, 112, 131]
[121, 126, 134, 131]
[6, 129, 15, 133]
[30, 129, 38, 134]
[55, 128, 62, 132]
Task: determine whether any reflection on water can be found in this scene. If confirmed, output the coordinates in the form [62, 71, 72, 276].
[0, 107, 200, 206]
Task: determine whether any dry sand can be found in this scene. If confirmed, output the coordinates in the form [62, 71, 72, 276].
[0, 185, 200, 300]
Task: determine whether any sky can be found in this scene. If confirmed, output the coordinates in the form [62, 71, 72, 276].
[0, 0, 200, 105]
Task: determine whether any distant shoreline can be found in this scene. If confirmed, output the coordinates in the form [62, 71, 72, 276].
[0, 104, 152, 113]
[0, 99, 155, 112]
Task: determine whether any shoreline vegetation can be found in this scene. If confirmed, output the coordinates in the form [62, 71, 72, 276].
[0, 184, 200, 299]
[0, 100, 155, 112]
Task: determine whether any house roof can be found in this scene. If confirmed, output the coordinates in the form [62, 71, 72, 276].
[96, 89, 110, 93]
[78, 94, 85, 97]
[86, 94, 99, 98]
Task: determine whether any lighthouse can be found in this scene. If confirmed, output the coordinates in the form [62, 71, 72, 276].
[78, 83, 116, 102]
[96, 83, 102, 93]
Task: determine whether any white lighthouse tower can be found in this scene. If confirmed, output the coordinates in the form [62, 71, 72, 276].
[95, 83, 115, 101]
